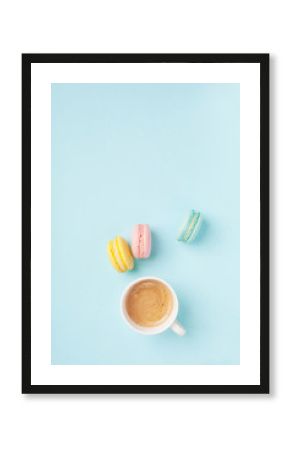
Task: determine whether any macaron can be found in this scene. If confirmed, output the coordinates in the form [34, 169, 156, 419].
[131, 224, 151, 259]
[177, 210, 202, 243]
[107, 236, 134, 272]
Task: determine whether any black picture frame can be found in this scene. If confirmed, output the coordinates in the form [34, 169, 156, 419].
[22, 53, 269, 394]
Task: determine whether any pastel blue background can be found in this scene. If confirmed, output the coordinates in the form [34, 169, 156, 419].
[51, 83, 240, 365]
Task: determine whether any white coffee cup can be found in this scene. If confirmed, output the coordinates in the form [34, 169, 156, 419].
[120, 276, 186, 336]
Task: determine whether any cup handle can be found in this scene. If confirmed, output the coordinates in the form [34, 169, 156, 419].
[171, 320, 186, 336]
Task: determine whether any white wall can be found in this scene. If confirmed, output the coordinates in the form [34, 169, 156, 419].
[0, 1, 287, 449]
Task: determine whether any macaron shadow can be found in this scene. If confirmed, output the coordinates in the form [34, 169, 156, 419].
[147, 229, 162, 262]
[189, 217, 208, 246]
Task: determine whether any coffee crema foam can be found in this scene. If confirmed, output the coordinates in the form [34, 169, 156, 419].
[125, 280, 173, 327]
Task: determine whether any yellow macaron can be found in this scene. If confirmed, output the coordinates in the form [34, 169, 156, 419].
[107, 236, 134, 272]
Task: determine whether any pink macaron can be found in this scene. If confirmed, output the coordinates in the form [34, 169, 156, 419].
[131, 224, 151, 259]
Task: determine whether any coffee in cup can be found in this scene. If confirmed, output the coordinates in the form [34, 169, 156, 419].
[125, 279, 174, 327]
[121, 277, 186, 336]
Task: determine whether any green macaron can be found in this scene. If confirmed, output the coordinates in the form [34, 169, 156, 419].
[177, 210, 202, 242]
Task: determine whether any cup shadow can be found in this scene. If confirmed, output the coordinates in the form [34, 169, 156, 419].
[171, 284, 198, 338]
